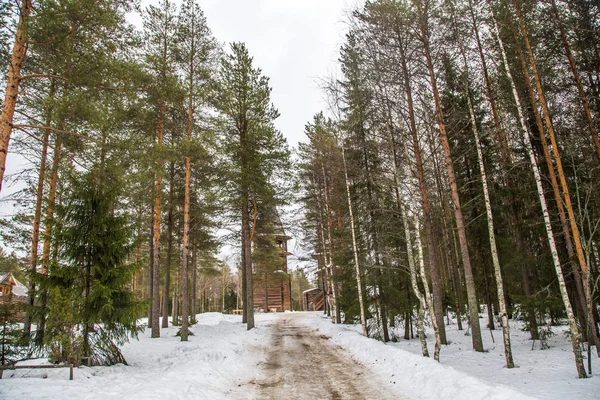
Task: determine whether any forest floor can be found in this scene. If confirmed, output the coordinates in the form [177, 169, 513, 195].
[1, 312, 598, 399]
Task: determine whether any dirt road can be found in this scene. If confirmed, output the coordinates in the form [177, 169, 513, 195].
[253, 313, 398, 400]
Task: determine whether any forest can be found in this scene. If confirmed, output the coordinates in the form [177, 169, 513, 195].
[0, 0, 598, 384]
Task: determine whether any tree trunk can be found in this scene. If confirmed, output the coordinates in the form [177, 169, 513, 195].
[192, 238, 197, 318]
[24, 82, 55, 335]
[181, 140, 192, 340]
[241, 228, 247, 323]
[41, 134, 63, 273]
[0, 0, 32, 193]
[466, 83, 515, 368]
[172, 268, 179, 326]
[415, 0, 482, 352]
[151, 100, 165, 338]
[408, 210, 430, 358]
[491, 6, 587, 377]
[549, 0, 600, 160]
[321, 163, 340, 324]
[413, 211, 442, 361]
[148, 202, 155, 327]
[243, 195, 254, 330]
[341, 145, 368, 336]
[397, 34, 447, 344]
[162, 161, 175, 329]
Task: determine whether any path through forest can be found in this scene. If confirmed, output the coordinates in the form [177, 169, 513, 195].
[250, 313, 399, 400]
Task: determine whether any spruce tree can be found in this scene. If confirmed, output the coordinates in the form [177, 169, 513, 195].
[46, 163, 143, 365]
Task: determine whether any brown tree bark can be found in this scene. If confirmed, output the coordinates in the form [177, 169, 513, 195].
[242, 195, 254, 329]
[162, 161, 175, 329]
[23, 82, 56, 335]
[148, 202, 155, 326]
[397, 31, 447, 344]
[181, 92, 194, 342]
[549, 0, 600, 160]
[492, 5, 587, 377]
[0, 0, 32, 194]
[41, 134, 63, 273]
[513, 0, 598, 352]
[414, 0, 483, 352]
[151, 100, 165, 338]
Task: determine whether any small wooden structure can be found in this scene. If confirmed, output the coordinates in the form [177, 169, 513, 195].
[253, 234, 292, 312]
[0, 363, 74, 380]
[0, 272, 28, 304]
[302, 288, 325, 311]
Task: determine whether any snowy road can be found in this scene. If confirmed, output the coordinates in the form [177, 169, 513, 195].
[251, 313, 398, 400]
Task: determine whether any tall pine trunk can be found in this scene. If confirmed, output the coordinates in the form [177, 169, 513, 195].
[415, 0, 483, 352]
[24, 82, 55, 335]
[397, 34, 447, 344]
[151, 100, 165, 338]
[491, 6, 587, 377]
[181, 88, 194, 341]
[242, 195, 254, 330]
[162, 161, 175, 328]
[0, 0, 32, 193]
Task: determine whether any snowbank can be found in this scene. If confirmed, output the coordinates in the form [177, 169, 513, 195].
[0, 313, 267, 400]
[301, 312, 599, 400]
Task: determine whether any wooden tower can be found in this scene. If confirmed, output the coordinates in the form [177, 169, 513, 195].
[252, 233, 292, 312]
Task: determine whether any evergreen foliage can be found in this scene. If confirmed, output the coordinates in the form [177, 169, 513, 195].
[0, 297, 26, 365]
[43, 164, 143, 365]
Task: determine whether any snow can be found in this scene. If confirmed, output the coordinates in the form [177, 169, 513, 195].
[1, 312, 598, 399]
[0, 313, 271, 399]
[300, 312, 599, 400]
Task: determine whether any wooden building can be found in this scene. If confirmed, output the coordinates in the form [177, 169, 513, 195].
[302, 287, 324, 311]
[0, 272, 28, 304]
[252, 234, 292, 312]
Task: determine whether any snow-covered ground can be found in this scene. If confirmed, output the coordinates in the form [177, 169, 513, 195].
[1, 312, 598, 399]
[1, 313, 272, 399]
[305, 312, 599, 400]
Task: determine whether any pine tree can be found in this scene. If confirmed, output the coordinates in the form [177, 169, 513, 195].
[143, 0, 179, 338]
[177, 0, 218, 341]
[215, 42, 291, 330]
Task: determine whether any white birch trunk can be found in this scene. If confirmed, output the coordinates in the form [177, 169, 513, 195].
[321, 162, 339, 324]
[466, 85, 515, 368]
[490, 4, 586, 377]
[400, 143, 442, 361]
[413, 212, 441, 361]
[401, 202, 429, 357]
[341, 145, 368, 336]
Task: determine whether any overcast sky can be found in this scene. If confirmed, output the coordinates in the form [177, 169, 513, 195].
[138, 0, 352, 148]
